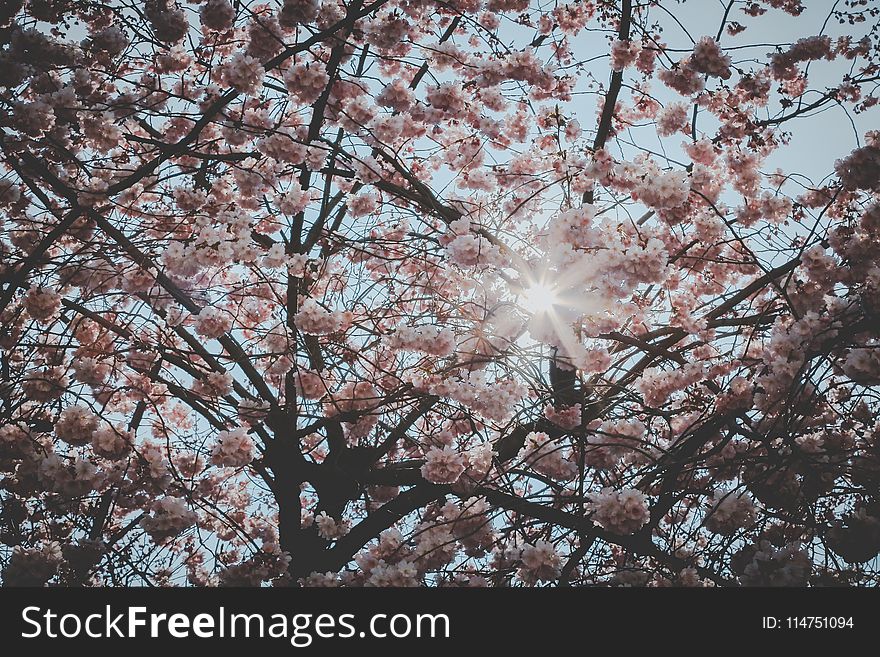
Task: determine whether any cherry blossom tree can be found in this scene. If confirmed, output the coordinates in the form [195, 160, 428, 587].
[2, 0, 880, 587]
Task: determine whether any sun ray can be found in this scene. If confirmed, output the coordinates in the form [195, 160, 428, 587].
[519, 282, 559, 315]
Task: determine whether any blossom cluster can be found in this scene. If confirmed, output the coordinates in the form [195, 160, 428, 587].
[516, 432, 576, 480]
[294, 299, 352, 335]
[210, 428, 255, 468]
[588, 488, 651, 535]
[140, 497, 199, 544]
[704, 492, 757, 535]
[387, 325, 456, 357]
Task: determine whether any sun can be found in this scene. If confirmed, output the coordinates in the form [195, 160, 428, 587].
[519, 282, 559, 315]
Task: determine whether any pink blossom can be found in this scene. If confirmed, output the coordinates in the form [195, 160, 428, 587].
[23, 286, 61, 322]
[387, 325, 456, 357]
[516, 431, 577, 480]
[141, 497, 199, 543]
[588, 488, 651, 535]
[92, 425, 133, 460]
[294, 299, 351, 335]
[315, 511, 351, 540]
[218, 52, 264, 95]
[689, 37, 732, 79]
[55, 405, 99, 445]
[421, 446, 467, 484]
[518, 540, 561, 584]
[210, 428, 255, 467]
[194, 306, 233, 339]
[611, 39, 641, 71]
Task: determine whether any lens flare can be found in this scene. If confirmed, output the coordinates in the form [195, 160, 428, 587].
[519, 282, 558, 314]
